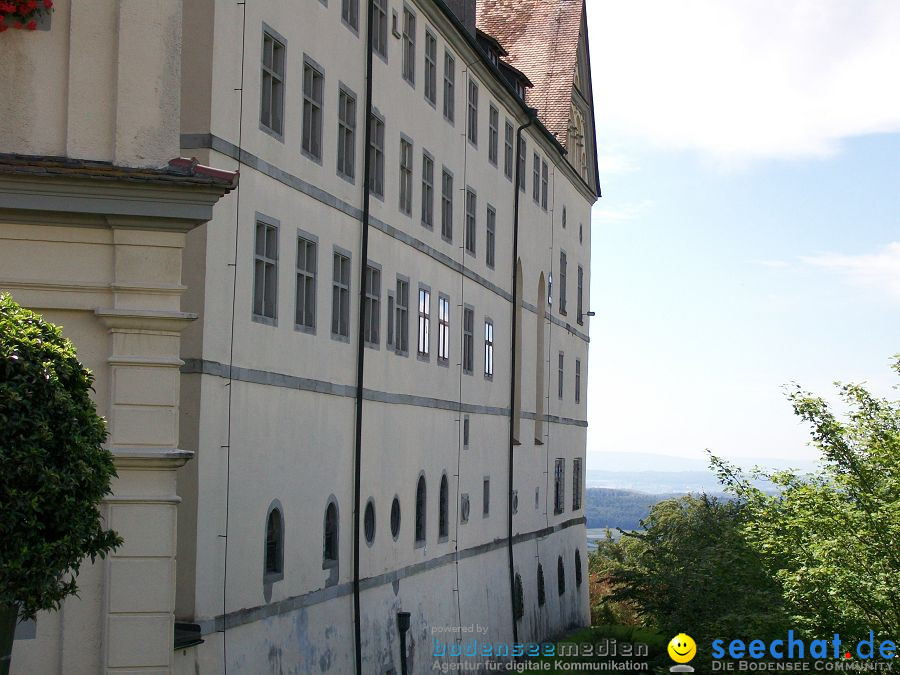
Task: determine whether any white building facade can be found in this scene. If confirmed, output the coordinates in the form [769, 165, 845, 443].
[4, 0, 599, 672]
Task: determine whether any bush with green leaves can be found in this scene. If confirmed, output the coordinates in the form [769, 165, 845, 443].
[0, 293, 121, 619]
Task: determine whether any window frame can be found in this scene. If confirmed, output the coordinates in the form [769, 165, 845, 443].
[414, 474, 427, 547]
[438, 293, 450, 365]
[482, 476, 490, 517]
[301, 55, 325, 163]
[464, 187, 477, 256]
[401, 5, 416, 86]
[488, 104, 499, 166]
[399, 135, 414, 216]
[504, 119, 514, 180]
[368, 110, 385, 199]
[341, 0, 359, 32]
[336, 84, 357, 183]
[363, 261, 381, 348]
[438, 473, 449, 541]
[260, 26, 286, 141]
[263, 501, 284, 584]
[323, 498, 339, 569]
[294, 229, 318, 334]
[532, 152, 540, 203]
[421, 150, 434, 229]
[559, 250, 568, 315]
[443, 50, 456, 123]
[554, 458, 565, 515]
[483, 317, 494, 379]
[577, 264, 584, 324]
[373, 0, 388, 60]
[573, 457, 583, 510]
[395, 275, 410, 355]
[466, 78, 478, 146]
[417, 284, 431, 360]
[252, 214, 279, 325]
[331, 247, 352, 342]
[558, 351, 564, 400]
[462, 304, 475, 375]
[441, 167, 453, 242]
[424, 29, 437, 106]
[575, 358, 581, 404]
[541, 159, 549, 210]
[485, 204, 496, 269]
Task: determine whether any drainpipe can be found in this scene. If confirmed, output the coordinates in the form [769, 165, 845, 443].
[508, 107, 537, 649]
[353, 2, 376, 674]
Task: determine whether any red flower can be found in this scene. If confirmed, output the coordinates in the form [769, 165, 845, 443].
[17, 3, 27, 15]
[27, 0, 37, 9]
[44, 0, 52, 8]
[25, 18, 35, 29]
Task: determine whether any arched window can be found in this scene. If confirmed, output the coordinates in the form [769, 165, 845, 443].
[575, 549, 583, 587]
[323, 500, 338, 567]
[439, 474, 449, 540]
[364, 499, 376, 545]
[557, 555, 566, 596]
[264, 505, 284, 582]
[390, 496, 401, 540]
[537, 562, 546, 606]
[415, 475, 426, 545]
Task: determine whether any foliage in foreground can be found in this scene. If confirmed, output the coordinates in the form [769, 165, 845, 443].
[0, 294, 121, 619]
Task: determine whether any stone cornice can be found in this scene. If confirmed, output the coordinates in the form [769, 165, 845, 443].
[95, 307, 197, 332]
[110, 446, 194, 469]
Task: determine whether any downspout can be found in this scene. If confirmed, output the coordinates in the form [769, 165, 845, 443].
[353, 2, 376, 674]
[508, 108, 537, 648]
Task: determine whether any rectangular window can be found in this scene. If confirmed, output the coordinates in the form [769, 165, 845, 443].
[253, 219, 278, 321]
[464, 188, 476, 255]
[443, 51, 455, 122]
[402, 8, 415, 85]
[467, 79, 478, 145]
[364, 264, 381, 346]
[462, 306, 474, 374]
[399, 138, 413, 215]
[438, 295, 450, 363]
[572, 458, 582, 510]
[575, 358, 581, 404]
[463, 415, 470, 447]
[302, 60, 324, 161]
[331, 251, 351, 338]
[421, 152, 434, 228]
[577, 264, 584, 324]
[387, 292, 395, 346]
[558, 351, 564, 399]
[441, 169, 453, 241]
[373, 0, 388, 58]
[341, 0, 359, 30]
[424, 31, 437, 104]
[483, 477, 490, 516]
[541, 160, 549, 210]
[504, 121, 514, 179]
[518, 137, 526, 191]
[369, 113, 385, 198]
[559, 250, 567, 314]
[483, 320, 493, 378]
[295, 235, 316, 330]
[260, 30, 285, 137]
[395, 277, 409, 354]
[417, 287, 430, 357]
[337, 88, 356, 180]
[486, 205, 496, 269]
[488, 104, 499, 165]
[554, 458, 565, 514]
[533, 152, 540, 203]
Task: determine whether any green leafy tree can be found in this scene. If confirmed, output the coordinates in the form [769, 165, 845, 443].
[712, 357, 900, 642]
[0, 294, 121, 672]
[594, 494, 789, 653]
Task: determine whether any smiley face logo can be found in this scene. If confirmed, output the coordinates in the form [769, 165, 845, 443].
[667, 633, 697, 664]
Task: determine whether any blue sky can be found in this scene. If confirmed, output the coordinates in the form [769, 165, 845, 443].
[583, 1, 900, 468]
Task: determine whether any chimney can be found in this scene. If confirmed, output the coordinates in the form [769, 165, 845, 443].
[444, 0, 476, 36]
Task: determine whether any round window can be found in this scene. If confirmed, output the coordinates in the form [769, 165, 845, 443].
[390, 496, 401, 540]
[364, 499, 376, 544]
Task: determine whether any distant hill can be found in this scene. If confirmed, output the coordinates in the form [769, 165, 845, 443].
[584, 487, 685, 531]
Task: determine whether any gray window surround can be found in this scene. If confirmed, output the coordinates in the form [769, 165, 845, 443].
[559, 249, 567, 315]
[424, 29, 437, 107]
[301, 55, 325, 165]
[336, 83, 357, 184]
[483, 317, 494, 380]
[558, 351, 564, 400]
[294, 228, 318, 334]
[572, 457, 583, 510]
[437, 293, 450, 366]
[414, 473, 427, 548]
[260, 25, 286, 142]
[575, 358, 581, 404]
[554, 458, 565, 515]
[482, 476, 490, 517]
[440, 166, 453, 243]
[341, 0, 359, 33]
[368, 110, 386, 200]
[466, 78, 478, 146]
[464, 187, 476, 257]
[443, 50, 455, 124]
[364, 260, 382, 349]
[399, 134, 414, 216]
[373, 0, 388, 61]
[331, 246, 352, 342]
[462, 304, 474, 375]
[395, 274, 410, 356]
[485, 204, 495, 269]
[264, 499, 285, 584]
[488, 104, 499, 166]
[541, 159, 549, 210]
[421, 149, 434, 229]
[401, 4, 416, 87]
[417, 283, 431, 362]
[463, 414, 470, 447]
[386, 290, 395, 347]
[364, 498, 376, 547]
[252, 213, 279, 326]
[503, 119, 514, 180]
[323, 497, 339, 570]
[532, 152, 540, 203]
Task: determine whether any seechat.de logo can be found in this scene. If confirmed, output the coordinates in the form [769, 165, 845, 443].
[668, 633, 697, 672]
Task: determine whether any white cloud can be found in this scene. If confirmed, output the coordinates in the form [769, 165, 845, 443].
[752, 259, 791, 269]
[802, 242, 900, 298]
[592, 200, 652, 223]
[588, 1, 900, 162]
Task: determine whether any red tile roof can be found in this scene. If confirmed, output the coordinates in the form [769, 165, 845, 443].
[476, 0, 584, 147]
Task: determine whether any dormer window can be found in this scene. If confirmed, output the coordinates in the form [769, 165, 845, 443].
[488, 49, 497, 66]
[515, 81, 525, 99]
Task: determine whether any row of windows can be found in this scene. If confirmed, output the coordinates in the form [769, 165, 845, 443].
[513, 551, 584, 620]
